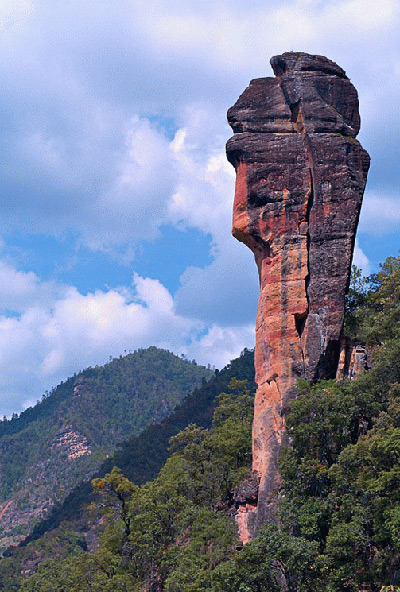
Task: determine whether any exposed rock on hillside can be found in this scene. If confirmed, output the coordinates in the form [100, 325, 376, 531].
[227, 52, 370, 539]
[52, 426, 92, 459]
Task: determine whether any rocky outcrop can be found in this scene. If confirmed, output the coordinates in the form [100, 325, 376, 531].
[233, 471, 260, 544]
[336, 336, 371, 380]
[52, 426, 92, 459]
[227, 52, 370, 539]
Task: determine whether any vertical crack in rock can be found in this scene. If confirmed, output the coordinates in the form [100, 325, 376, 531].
[301, 133, 315, 365]
[226, 52, 370, 541]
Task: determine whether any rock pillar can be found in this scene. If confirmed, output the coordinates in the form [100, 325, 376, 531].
[226, 52, 370, 539]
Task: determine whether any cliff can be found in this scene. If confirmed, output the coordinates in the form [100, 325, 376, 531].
[227, 52, 370, 539]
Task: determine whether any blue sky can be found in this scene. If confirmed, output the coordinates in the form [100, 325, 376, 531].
[0, 0, 399, 416]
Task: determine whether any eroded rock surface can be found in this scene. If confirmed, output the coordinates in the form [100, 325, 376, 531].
[52, 426, 92, 460]
[227, 52, 370, 539]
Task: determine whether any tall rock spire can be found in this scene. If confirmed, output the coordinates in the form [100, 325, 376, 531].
[227, 52, 370, 541]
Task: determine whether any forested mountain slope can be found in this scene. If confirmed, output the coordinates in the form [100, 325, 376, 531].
[0, 347, 212, 551]
[0, 349, 255, 590]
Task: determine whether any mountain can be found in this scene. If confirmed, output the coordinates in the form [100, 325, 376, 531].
[0, 347, 212, 551]
[25, 347, 255, 539]
[0, 348, 255, 591]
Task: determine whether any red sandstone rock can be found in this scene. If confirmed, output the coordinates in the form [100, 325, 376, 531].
[227, 52, 370, 539]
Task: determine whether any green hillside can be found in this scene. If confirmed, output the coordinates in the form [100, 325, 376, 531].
[0, 349, 255, 591]
[0, 347, 212, 551]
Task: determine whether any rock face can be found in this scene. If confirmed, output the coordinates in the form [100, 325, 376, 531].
[336, 337, 371, 380]
[226, 52, 370, 539]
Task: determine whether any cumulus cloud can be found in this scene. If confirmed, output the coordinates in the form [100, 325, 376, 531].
[165, 106, 259, 326]
[352, 239, 371, 276]
[91, 116, 177, 247]
[174, 240, 258, 326]
[168, 108, 234, 238]
[359, 190, 400, 236]
[187, 324, 255, 371]
[0, 259, 255, 417]
[0, 258, 68, 313]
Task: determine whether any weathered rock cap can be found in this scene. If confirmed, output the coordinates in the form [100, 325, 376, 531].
[270, 52, 347, 79]
[227, 51, 360, 137]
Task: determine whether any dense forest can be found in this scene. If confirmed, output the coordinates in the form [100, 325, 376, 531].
[1, 254, 399, 591]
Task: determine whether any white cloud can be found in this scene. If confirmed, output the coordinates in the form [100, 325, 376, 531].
[323, 0, 399, 31]
[0, 0, 32, 35]
[90, 116, 177, 248]
[187, 324, 255, 371]
[0, 260, 67, 313]
[359, 191, 400, 235]
[168, 107, 234, 238]
[352, 239, 371, 276]
[165, 106, 259, 326]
